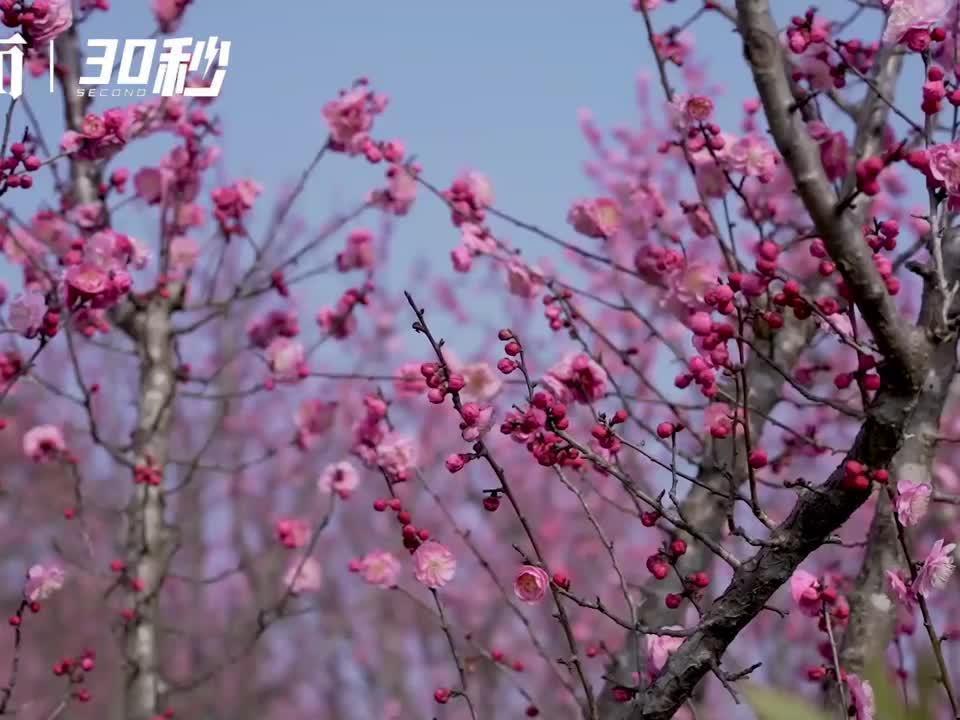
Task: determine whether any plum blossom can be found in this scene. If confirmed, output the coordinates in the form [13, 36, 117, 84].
[895, 479, 931, 527]
[374, 432, 418, 481]
[275, 518, 309, 549]
[513, 565, 549, 603]
[458, 361, 502, 402]
[882, 0, 946, 45]
[789, 569, 822, 616]
[29, 0, 73, 44]
[886, 569, 914, 607]
[317, 461, 360, 499]
[358, 551, 401, 589]
[266, 337, 306, 381]
[393, 362, 427, 396]
[845, 673, 876, 720]
[337, 229, 375, 272]
[294, 399, 336, 449]
[544, 353, 608, 404]
[169, 236, 200, 272]
[727, 135, 778, 181]
[8, 290, 46, 337]
[23, 424, 66, 463]
[505, 261, 543, 299]
[646, 629, 684, 674]
[323, 83, 388, 155]
[413, 541, 456, 589]
[914, 538, 956, 597]
[24, 564, 65, 602]
[134, 167, 172, 204]
[283, 557, 322, 594]
[928, 142, 960, 201]
[152, 0, 191, 32]
[460, 402, 495, 441]
[568, 197, 622, 239]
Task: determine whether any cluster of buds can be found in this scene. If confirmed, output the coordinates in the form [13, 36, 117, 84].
[417, 361, 465, 405]
[490, 648, 528, 672]
[108, 559, 145, 595]
[361, 138, 405, 165]
[771, 278, 813, 321]
[51, 648, 97, 704]
[372, 497, 431, 553]
[247, 309, 299, 349]
[0, 140, 42, 190]
[133, 459, 162, 486]
[834, 352, 881, 392]
[274, 519, 308, 549]
[500, 392, 581, 468]
[674, 354, 719, 399]
[865, 218, 900, 253]
[840, 460, 888, 492]
[496, 328, 524, 374]
[591, 409, 628, 452]
[542, 290, 573, 332]
[854, 143, 905, 197]
[786, 9, 828, 55]
[684, 117, 724, 155]
[646, 538, 711, 608]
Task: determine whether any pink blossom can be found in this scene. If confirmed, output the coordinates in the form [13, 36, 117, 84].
[283, 557, 322, 594]
[29, 0, 73, 44]
[359, 551, 401, 589]
[294, 399, 336, 449]
[23, 424, 66, 463]
[337, 229, 375, 272]
[413, 541, 456, 589]
[460, 402, 495, 441]
[323, 84, 387, 154]
[266, 337, 306, 380]
[845, 673, 876, 720]
[928, 142, 960, 197]
[8, 290, 46, 337]
[728, 135, 778, 181]
[374, 432, 418, 481]
[275, 518, 309, 549]
[567, 197, 622, 239]
[895, 479, 931, 527]
[789, 569, 822, 616]
[513, 565, 549, 603]
[914, 538, 956, 597]
[169, 236, 200, 271]
[882, 0, 946, 45]
[646, 629, 685, 674]
[134, 167, 172, 204]
[505, 261, 543, 299]
[24, 564, 65, 602]
[459, 362, 502, 402]
[886, 569, 914, 607]
[393, 362, 427, 396]
[317, 460, 360, 499]
[545, 353, 608, 404]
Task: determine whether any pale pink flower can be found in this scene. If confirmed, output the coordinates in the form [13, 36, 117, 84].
[728, 135, 778, 181]
[928, 142, 960, 197]
[266, 337, 306, 380]
[413, 541, 456, 589]
[895, 479, 931, 527]
[393, 362, 427, 396]
[460, 402, 495, 441]
[459, 362, 502, 402]
[374, 432, 418, 480]
[914, 538, 956, 597]
[283, 557, 322, 594]
[505, 261, 542, 299]
[8, 290, 46, 337]
[294, 399, 336, 449]
[169, 236, 200, 271]
[323, 85, 387, 154]
[23, 424, 66, 463]
[883, 0, 946, 44]
[513, 565, 549, 603]
[317, 460, 360, 499]
[24, 564, 65, 602]
[545, 353, 608, 404]
[886, 569, 914, 607]
[845, 673, 876, 720]
[134, 167, 172, 204]
[646, 629, 685, 674]
[568, 197, 622, 239]
[667, 94, 715, 130]
[30, 0, 73, 44]
[65, 264, 109, 299]
[359, 550, 401, 589]
[789, 568, 822, 616]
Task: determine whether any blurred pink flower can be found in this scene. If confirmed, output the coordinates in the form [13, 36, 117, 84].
[169, 235, 200, 271]
[318, 460, 359, 499]
[886, 569, 913, 607]
[895, 479, 931, 527]
[882, 0, 946, 44]
[413, 541, 456, 589]
[9, 291, 46, 337]
[359, 551, 401, 589]
[845, 673, 876, 720]
[914, 539, 956, 597]
[646, 629, 684, 674]
[283, 557, 322, 595]
[568, 197, 622, 239]
[152, 0, 191, 32]
[789, 569, 821, 616]
[30, 0, 73, 44]
[459, 361, 502, 402]
[374, 432, 418, 481]
[295, 399, 336, 449]
[24, 564, 65, 602]
[545, 353, 608, 404]
[23, 424, 66, 463]
[513, 565, 549, 603]
[267, 337, 306, 380]
[275, 518, 309, 549]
